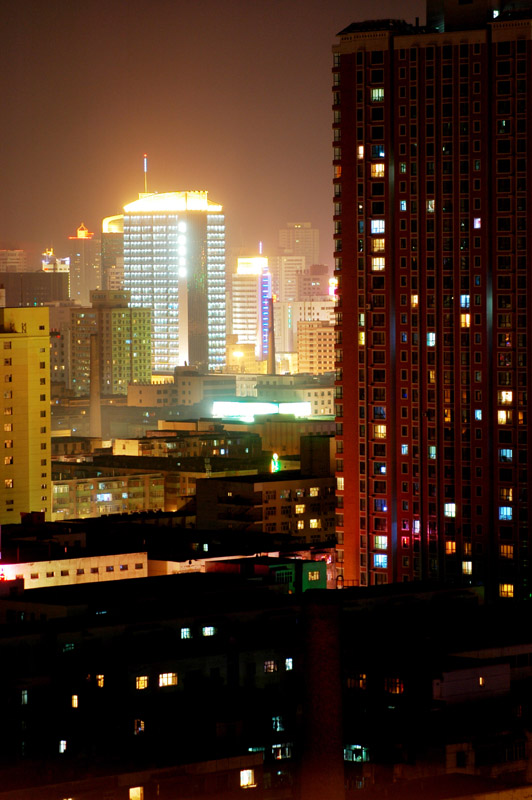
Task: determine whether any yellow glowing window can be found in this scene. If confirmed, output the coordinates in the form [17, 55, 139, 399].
[446, 541, 456, 555]
[372, 257, 385, 271]
[357, 145, 364, 160]
[297, 520, 304, 530]
[428, 370, 436, 384]
[462, 561, 472, 575]
[136, 675, 149, 690]
[71, 694, 78, 708]
[384, 677, 404, 694]
[96, 674, 104, 688]
[463, 542, 472, 556]
[358, 331, 365, 346]
[374, 424, 386, 439]
[479, 676, 485, 687]
[309, 487, 319, 497]
[308, 570, 321, 581]
[374, 535, 388, 550]
[499, 583, 514, 598]
[295, 504, 305, 514]
[240, 769, 256, 788]
[372, 238, 385, 252]
[500, 544, 514, 558]
[129, 789, 144, 800]
[461, 313, 471, 328]
[498, 409, 513, 425]
[310, 519, 320, 529]
[371, 163, 385, 178]
[158, 672, 178, 687]
[411, 294, 418, 308]
[498, 390, 513, 404]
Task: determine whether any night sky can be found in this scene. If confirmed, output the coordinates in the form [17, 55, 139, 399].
[1, 0, 424, 266]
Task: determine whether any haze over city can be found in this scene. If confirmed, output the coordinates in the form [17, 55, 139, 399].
[1, 0, 424, 262]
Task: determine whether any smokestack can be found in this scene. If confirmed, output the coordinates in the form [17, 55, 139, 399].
[267, 297, 275, 375]
[89, 333, 102, 438]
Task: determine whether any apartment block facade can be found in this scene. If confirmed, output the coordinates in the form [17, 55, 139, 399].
[333, 3, 531, 596]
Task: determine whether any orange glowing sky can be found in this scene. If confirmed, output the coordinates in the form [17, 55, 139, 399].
[1, 0, 424, 266]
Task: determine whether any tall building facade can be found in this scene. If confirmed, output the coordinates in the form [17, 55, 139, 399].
[123, 191, 225, 373]
[0, 308, 51, 522]
[231, 256, 272, 361]
[68, 223, 101, 306]
[278, 222, 320, 266]
[101, 215, 124, 291]
[333, 3, 531, 597]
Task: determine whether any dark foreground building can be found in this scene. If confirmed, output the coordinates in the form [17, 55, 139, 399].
[333, 0, 532, 594]
[1, 575, 532, 799]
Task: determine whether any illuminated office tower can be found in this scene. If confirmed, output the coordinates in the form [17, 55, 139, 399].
[333, 1, 531, 597]
[0, 250, 28, 273]
[232, 257, 272, 360]
[101, 215, 124, 291]
[0, 308, 51, 523]
[123, 191, 225, 373]
[68, 223, 101, 306]
[267, 255, 306, 302]
[278, 222, 320, 266]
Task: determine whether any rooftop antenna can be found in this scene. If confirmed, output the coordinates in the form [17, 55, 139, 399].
[143, 153, 148, 193]
[259, 240, 263, 255]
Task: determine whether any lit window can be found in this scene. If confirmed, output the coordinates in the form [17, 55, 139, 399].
[498, 390, 513, 404]
[427, 332, 436, 346]
[134, 719, 145, 735]
[272, 715, 285, 732]
[96, 674, 104, 688]
[444, 503, 456, 518]
[499, 583, 514, 598]
[372, 257, 385, 271]
[374, 535, 387, 550]
[309, 487, 319, 497]
[462, 561, 472, 575]
[371, 87, 384, 102]
[297, 520, 304, 530]
[21, 689, 28, 705]
[371, 163, 385, 178]
[180, 627, 192, 639]
[374, 424, 386, 439]
[357, 145, 364, 160]
[373, 553, 388, 569]
[498, 410, 512, 425]
[460, 294, 470, 308]
[479, 676, 485, 686]
[202, 626, 216, 637]
[411, 294, 419, 308]
[129, 788, 144, 800]
[264, 660, 278, 673]
[309, 519, 320, 529]
[500, 544, 514, 559]
[446, 541, 456, 555]
[371, 220, 385, 234]
[461, 313, 471, 328]
[240, 769, 257, 788]
[71, 694, 78, 708]
[499, 448, 513, 462]
[358, 331, 365, 345]
[344, 744, 370, 762]
[308, 570, 320, 581]
[428, 445, 436, 459]
[400, 200, 407, 211]
[295, 504, 305, 514]
[474, 217, 481, 229]
[475, 409, 482, 421]
[384, 677, 404, 694]
[136, 676, 149, 690]
[401, 444, 408, 455]
[285, 657, 293, 671]
[59, 740, 67, 754]
[372, 237, 385, 252]
[158, 672, 178, 687]
[427, 199, 435, 213]
[272, 743, 292, 760]
[337, 477, 344, 490]
[499, 506, 512, 520]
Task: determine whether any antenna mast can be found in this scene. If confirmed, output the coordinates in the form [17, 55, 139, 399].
[143, 153, 148, 193]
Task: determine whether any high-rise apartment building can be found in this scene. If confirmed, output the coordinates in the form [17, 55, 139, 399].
[68, 223, 101, 306]
[0, 308, 51, 522]
[123, 191, 225, 373]
[278, 222, 320, 266]
[333, 2, 531, 597]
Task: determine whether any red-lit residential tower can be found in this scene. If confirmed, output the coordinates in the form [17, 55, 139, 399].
[333, 1, 531, 598]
